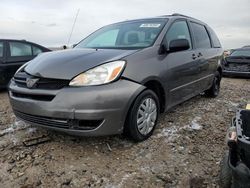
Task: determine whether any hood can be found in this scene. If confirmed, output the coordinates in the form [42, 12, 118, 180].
[25, 48, 138, 80]
[225, 56, 250, 64]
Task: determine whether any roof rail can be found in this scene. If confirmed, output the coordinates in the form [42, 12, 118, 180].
[172, 13, 191, 18]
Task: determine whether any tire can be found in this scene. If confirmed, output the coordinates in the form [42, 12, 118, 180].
[205, 71, 221, 98]
[125, 89, 160, 142]
[219, 151, 232, 188]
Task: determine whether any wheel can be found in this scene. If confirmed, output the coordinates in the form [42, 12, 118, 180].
[125, 89, 160, 142]
[219, 151, 232, 188]
[205, 71, 221, 97]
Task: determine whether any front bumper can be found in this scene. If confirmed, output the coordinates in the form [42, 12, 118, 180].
[222, 70, 250, 78]
[8, 79, 145, 136]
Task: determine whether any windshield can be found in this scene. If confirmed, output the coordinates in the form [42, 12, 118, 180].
[75, 19, 167, 50]
[231, 50, 250, 57]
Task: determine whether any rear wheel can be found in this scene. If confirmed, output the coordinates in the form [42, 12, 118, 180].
[205, 71, 221, 97]
[125, 89, 159, 142]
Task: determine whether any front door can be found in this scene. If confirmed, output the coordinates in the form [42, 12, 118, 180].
[162, 20, 201, 108]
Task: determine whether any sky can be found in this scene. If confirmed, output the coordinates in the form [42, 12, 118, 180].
[1, 0, 250, 49]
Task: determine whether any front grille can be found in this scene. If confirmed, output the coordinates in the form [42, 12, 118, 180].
[14, 110, 103, 130]
[14, 110, 69, 129]
[12, 92, 55, 101]
[14, 71, 70, 90]
[225, 63, 250, 72]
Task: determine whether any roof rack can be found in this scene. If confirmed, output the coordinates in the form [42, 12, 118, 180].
[172, 13, 192, 18]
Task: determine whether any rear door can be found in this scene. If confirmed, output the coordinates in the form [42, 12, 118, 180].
[4, 41, 34, 83]
[163, 19, 201, 108]
[189, 22, 215, 91]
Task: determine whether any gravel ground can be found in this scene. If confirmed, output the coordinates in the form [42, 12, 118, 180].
[0, 77, 249, 188]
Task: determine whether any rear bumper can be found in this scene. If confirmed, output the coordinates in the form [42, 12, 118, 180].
[222, 70, 250, 78]
[8, 79, 145, 136]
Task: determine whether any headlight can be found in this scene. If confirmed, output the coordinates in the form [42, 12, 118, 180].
[69, 60, 126, 86]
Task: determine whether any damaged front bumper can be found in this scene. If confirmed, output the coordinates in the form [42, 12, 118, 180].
[8, 79, 145, 136]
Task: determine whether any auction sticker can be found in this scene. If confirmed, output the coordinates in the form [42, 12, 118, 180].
[140, 23, 161, 28]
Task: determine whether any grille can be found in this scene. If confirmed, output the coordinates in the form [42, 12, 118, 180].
[14, 71, 70, 90]
[12, 92, 55, 101]
[14, 110, 69, 129]
[14, 110, 103, 130]
[225, 63, 250, 72]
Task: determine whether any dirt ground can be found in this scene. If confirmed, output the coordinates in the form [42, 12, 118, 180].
[0, 77, 249, 188]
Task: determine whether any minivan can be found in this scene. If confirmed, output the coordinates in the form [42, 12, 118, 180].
[9, 14, 223, 141]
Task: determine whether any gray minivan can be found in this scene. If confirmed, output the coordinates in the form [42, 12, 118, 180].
[8, 14, 223, 141]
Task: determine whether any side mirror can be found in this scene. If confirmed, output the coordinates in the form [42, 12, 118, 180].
[168, 39, 190, 53]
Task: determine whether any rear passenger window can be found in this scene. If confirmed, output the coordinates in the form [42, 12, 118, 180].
[32, 46, 43, 56]
[191, 23, 211, 49]
[0, 42, 3, 57]
[165, 20, 192, 49]
[207, 27, 221, 48]
[9, 42, 32, 57]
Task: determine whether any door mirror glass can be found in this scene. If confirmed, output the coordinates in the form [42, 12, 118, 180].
[168, 39, 190, 52]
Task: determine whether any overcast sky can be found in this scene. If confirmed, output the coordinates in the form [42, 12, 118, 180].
[1, 0, 250, 49]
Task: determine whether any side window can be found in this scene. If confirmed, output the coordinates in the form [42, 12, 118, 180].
[191, 23, 211, 49]
[86, 29, 119, 47]
[9, 42, 32, 57]
[165, 20, 192, 49]
[207, 27, 221, 48]
[0, 42, 3, 57]
[32, 45, 43, 56]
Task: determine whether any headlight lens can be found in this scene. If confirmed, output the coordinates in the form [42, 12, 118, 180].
[69, 60, 126, 86]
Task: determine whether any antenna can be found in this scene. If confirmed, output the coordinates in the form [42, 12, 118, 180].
[67, 9, 80, 46]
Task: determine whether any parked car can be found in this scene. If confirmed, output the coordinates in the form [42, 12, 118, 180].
[0, 39, 50, 88]
[222, 47, 250, 77]
[242, 45, 250, 48]
[8, 14, 223, 141]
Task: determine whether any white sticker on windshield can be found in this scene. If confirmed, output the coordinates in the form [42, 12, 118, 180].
[140, 23, 161, 28]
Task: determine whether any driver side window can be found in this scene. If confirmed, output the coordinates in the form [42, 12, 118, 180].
[165, 21, 192, 49]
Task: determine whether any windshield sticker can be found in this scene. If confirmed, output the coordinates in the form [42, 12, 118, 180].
[140, 24, 161, 28]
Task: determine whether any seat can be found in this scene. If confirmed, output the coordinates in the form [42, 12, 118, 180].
[127, 33, 139, 45]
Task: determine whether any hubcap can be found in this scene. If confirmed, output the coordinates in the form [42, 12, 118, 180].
[137, 98, 157, 135]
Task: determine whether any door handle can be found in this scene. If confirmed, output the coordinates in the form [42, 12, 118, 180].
[198, 52, 203, 57]
[192, 54, 197, 60]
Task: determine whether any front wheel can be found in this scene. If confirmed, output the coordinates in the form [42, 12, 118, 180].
[125, 89, 160, 142]
[205, 71, 221, 98]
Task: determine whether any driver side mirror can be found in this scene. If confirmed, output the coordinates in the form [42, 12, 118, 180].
[168, 39, 190, 52]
